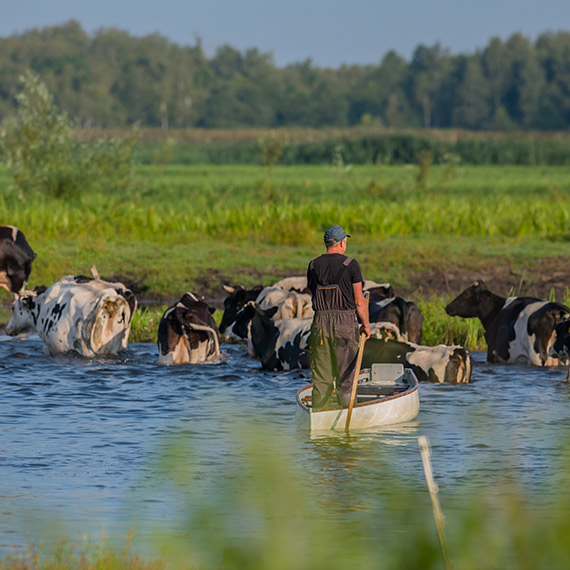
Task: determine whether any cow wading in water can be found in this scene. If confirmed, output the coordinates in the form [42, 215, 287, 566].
[157, 292, 220, 365]
[0, 225, 36, 296]
[446, 280, 570, 366]
[6, 274, 137, 357]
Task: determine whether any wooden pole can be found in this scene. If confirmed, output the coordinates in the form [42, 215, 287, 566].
[345, 331, 367, 433]
[418, 435, 453, 570]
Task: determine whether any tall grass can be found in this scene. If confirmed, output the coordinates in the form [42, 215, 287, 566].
[1, 176, 569, 242]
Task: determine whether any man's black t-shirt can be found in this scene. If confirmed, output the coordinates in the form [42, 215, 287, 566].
[307, 253, 364, 311]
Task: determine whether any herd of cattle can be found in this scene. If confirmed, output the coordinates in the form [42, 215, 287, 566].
[3, 225, 570, 384]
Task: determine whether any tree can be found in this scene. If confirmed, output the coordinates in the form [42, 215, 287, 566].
[452, 55, 491, 129]
[408, 43, 449, 128]
[483, 37, 506, 118]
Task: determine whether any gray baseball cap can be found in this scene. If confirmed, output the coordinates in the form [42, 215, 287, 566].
[324, 224, 350, 245]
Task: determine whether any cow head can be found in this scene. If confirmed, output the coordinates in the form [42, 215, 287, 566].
[445, 280, 505, 321]
[6, 289, 41, 336]
[0, 226, 36, 295]
[549, 319, 570, 364]
[446, 281, 485, 318]
[219, 284, 263, 334]
[365, 283, 394, 302]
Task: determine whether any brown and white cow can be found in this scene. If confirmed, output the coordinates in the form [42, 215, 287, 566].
[445, 280, 569, 366]
[157, 292, 220, 365]
[0, 225, 36, 296]
[6, 274, 136, 357]
[256, 286, 314, 320]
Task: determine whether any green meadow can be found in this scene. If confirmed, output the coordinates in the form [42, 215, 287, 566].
[1, 161, 569, 346]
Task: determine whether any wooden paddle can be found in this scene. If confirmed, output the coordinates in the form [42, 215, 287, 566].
[345, 330, 367, 433]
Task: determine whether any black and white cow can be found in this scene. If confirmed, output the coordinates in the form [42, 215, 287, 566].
[369, 295, 423, 344]
[230, 303, 312, 370]
[445, 280, 569, 366]
[157, 292, 220, 365]
[6, 275, 136, 357]
[361, 337, 472, 384]
[0, 225, 36, 296]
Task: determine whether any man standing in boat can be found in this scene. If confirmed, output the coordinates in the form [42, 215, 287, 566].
[307, 224, 371, 411]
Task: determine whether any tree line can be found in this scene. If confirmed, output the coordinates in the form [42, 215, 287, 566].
[1, 20, 570, 131]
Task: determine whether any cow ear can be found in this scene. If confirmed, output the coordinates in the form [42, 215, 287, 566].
[209, 306, 216, 315]
[266, 306, 279, 319]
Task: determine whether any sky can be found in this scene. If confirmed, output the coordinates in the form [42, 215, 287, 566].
[3, 0, 570, 68]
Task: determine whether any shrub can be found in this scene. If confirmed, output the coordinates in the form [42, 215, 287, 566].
[0, 72, 138, 200]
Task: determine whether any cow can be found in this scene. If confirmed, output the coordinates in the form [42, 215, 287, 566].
[361, 338, 472, 384]
[6, 274, 136, 357]
[230, 302, 470, 382]
[157, 292, 220, 365]
[369, 295, 423, 344]
[0, 225, 36, 296]
[230, 303, 312, 370]
[272, 276, 309, 292]
[445, 280, 570, 366]
[256, 286, 314, 319]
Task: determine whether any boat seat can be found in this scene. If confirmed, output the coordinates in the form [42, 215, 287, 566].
[370, 363, 405, 384]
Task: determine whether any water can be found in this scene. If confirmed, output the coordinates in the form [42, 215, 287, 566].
[2, 333, 570, 555]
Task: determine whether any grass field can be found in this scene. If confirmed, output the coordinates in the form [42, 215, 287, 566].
[1, 162, 569, 346]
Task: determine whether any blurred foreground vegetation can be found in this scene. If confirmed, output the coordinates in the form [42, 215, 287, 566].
[3, 426, 570, 570]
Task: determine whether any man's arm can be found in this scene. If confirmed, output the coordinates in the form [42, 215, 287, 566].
[353, 281, 371, 339]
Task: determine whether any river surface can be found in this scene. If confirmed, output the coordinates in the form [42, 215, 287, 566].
[2, 334, 570, 556]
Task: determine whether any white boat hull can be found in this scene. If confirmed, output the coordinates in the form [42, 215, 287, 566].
[296, 367, 420, 432]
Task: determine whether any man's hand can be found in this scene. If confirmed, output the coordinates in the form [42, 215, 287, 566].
[360, 323, 371, 340]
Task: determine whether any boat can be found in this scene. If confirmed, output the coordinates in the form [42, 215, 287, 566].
[296, 363, 420, 431]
